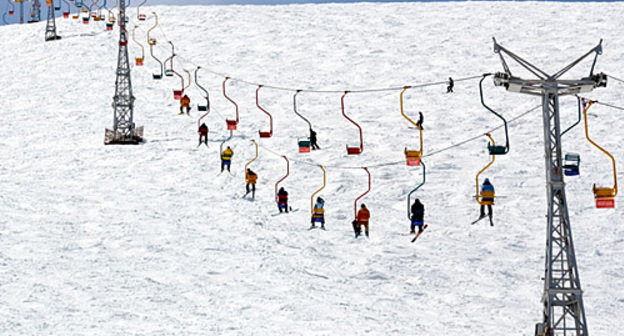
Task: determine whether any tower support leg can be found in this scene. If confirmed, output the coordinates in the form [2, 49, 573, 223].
[536, 88, 588, 336]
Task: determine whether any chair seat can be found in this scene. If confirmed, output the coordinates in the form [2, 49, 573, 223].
[488, 145, 507, 155]
[405, 149, 422, 158]
[226, 120, 238, 130]
[347, 147, 362, 155]
[173, 90, 183, 100]
[259, 131, 272, 138]
[594, 187, 616, 198]
[298, 140, 310, 153]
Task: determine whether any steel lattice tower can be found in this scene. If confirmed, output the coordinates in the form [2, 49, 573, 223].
[104, 0, 143, 145]
[45, 1, 61, 41]
[490, 38, 606, 336]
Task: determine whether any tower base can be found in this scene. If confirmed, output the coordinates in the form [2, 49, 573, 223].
[104, 126, 144, 145]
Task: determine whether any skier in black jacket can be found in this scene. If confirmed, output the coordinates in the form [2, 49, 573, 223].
[410, 199, 425, 234]
[310, 129, 320, 150]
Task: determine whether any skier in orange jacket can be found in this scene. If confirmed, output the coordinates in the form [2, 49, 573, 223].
[352, 204, 370, 238]
[180, 94, 191, 115]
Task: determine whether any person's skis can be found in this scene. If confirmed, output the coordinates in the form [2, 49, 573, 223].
[411, 224, 428, 242]
[471, 216, 487, 225]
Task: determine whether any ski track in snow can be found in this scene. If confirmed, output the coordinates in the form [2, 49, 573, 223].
[1, 2, 623, 335]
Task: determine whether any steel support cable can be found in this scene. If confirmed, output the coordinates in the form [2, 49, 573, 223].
[119, 15, 540, 168]
[254, 104, 540, 170]
[589, 100, 624, 111]
[140, 14, 485, 93]
[606, 73, 624, 85]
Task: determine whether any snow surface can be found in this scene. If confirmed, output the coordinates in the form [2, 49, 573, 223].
[1, 2, 623, 335]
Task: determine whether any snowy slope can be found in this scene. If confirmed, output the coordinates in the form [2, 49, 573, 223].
[1, 2, 623, 335]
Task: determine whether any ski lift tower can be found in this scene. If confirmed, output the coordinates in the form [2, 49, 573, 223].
[45, 0, 61, 41]
[490, 38, 607, 336]
[104, 0, 143, 145]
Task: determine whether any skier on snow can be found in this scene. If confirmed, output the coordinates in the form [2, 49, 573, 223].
[310, 196, 325, 230]
[245, 168, 258, 199]
[352, 204, 370, 238]
[180, 94, 191, 115]
[198, 123, 208, 146]
[410, 198, 425, 234]
[277, 187, 289, 213]
[221, 146, 233, 173]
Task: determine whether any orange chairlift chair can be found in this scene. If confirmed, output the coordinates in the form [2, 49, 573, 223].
[400, 86, 423, 166]
[583, 100, 617, 208]
[475, 133, 497, 206]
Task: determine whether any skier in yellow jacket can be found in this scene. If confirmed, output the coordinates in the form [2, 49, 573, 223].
[310, 197, 325, 230]
[221, 147, 233, 173]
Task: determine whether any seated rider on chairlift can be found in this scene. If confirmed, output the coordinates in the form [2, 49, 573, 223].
[447, 77, 454, 93]
[198, 123, 208, 146]
[352, 204, 370, 238]
[245, 168, 258, 199]
[221, 146, 233, 173]
[310, 129, 320, 150]
[416, 112, 424, 130]
[310, 197, 326, 230]
[180, 94, 191, 115]
[277, 187, 289, 213]
[410, 198, 425, 234]
[478, 178, 495, 226]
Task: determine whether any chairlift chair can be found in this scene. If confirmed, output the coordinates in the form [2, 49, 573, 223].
[341, 91, 364, 155]
[195, 67, 210, 112]
[480, 74, 510, 156]
[147, 12, 158, 46]
[293, 90, 313, 153]
[223, 77, 239, 130]
[298, 139, 311, 153]
[137, 0, 147, 21]
[256, 85, 273, 138]
[560, 97, 584, 177]
[583, 100, 617, 209]
[563, 153, 581, 176]
[475, 133, 498, 206]
[400, 86, 423, 166]
[132, 25, 145, 66]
